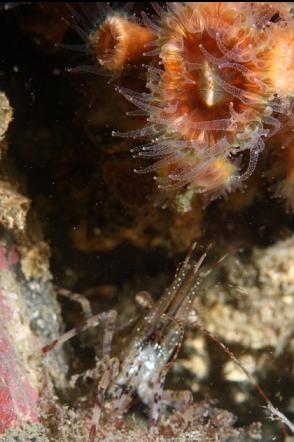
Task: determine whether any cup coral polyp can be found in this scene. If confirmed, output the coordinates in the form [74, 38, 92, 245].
[113, 2, 294, 199]
[89, 15, 155, 72]
[74, 2, 294, 203]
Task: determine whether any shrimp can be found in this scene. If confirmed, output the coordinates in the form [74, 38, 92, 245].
[42, 244, 293, 440]
[101, 244, 210, 429]
[42, 244, 214, 440]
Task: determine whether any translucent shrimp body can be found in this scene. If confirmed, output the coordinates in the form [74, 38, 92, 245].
[42, 246, 211, 440]
[103, 247, 208, 424]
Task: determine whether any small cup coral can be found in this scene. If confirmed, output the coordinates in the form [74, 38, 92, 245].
[89, 14, 155, 72]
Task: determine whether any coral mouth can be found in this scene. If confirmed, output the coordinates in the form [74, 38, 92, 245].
[156, 27, 268, 149]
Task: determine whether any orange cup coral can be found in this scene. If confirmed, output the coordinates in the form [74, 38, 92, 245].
[89, 15, 155, 71]
[78, 2, 294, 203]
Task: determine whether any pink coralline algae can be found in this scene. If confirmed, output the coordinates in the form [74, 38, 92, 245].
[0, 245, 18, 270]
[0, 246, 39, 433]
[0, 322, 39, 432]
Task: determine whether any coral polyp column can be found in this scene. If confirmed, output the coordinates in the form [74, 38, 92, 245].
[89, 15, 155, 71]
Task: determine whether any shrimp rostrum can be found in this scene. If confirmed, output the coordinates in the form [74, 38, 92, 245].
[42, 245, 217, 440]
